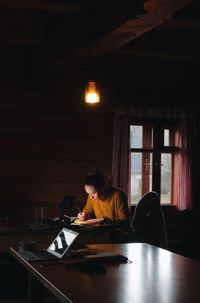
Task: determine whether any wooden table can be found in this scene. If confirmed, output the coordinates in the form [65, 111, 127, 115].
[0, 223, 117, 252]
[10, 243, 200, 303]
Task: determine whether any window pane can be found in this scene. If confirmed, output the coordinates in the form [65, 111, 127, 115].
[164, 129, 169, 146]
[161, 153, 171, 204]
[130, 125, 142, 148]
[130, 152, 152, 204]
[131, 153, 142, 204]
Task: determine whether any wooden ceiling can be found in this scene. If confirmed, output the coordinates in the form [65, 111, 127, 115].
[0, 0, 199, 105]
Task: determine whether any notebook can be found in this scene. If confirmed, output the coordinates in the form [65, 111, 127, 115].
[73, 218, 104, 225]
[18, 227, 79, 261]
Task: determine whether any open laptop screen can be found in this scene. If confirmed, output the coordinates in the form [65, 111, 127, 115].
[47, 227, 79, 258]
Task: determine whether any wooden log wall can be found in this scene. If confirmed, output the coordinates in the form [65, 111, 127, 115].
[0, 89, 114, 222]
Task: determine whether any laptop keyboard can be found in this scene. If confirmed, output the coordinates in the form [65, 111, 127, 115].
[19, 250, 55, 260]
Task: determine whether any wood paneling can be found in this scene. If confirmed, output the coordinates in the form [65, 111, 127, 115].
[0, 159, 111, 181]
[0, 137, 112, 159]
[0, 103, 114, 221]
[0, 111, 112, 136]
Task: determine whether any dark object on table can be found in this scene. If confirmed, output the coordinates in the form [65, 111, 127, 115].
[46, 196, 76, 228]
[76, 261, 106, 274]
[60, 196, 76, 217]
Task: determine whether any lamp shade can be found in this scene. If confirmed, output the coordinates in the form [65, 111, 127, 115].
[85, 80, 100, 104]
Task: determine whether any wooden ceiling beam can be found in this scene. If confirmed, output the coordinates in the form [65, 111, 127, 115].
[92, 0, 193, 56]
[51, 0, 195, 70]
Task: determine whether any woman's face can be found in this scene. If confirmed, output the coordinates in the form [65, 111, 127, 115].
[84, 185, 100, 200]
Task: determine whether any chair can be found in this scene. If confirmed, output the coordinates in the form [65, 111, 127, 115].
[131, 191, 168, 249]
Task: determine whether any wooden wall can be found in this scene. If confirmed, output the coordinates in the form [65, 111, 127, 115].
[0, 87, 114, 222]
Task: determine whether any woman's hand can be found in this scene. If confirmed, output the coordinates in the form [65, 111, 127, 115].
[77, 211, 87, 221]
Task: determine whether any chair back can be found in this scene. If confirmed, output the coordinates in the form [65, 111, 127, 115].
[132, 191, 168, 249]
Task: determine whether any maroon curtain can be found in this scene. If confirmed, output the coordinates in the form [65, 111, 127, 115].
[111, 111, 131, 206]
[174, 116, 194, 210]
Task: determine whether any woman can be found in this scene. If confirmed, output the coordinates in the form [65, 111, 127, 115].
[78, 169, 130, 228]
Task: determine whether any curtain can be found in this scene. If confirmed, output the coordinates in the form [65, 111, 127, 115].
[174, 115, 195, 210]
[112, 106, 195, 211]
[111, 110, 131, 206]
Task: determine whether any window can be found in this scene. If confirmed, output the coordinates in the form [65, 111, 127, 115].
[112, 109, 193, 210]
[130, 119, 179, 205]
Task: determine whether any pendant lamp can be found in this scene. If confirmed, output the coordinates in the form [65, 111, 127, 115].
[85, 80, 100, 104]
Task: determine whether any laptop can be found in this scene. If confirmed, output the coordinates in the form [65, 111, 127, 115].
[18, 227, 79, 261]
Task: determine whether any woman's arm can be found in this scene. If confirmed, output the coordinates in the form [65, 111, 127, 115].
[80, 196, 95, 219]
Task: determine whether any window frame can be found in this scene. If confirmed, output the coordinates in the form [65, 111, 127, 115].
[129, 117, 179, 205]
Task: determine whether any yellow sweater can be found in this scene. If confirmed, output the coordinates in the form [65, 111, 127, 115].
[82, 187, 130, 225]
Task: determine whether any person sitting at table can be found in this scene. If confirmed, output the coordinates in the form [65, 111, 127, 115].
[77, 168, 130, 229]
